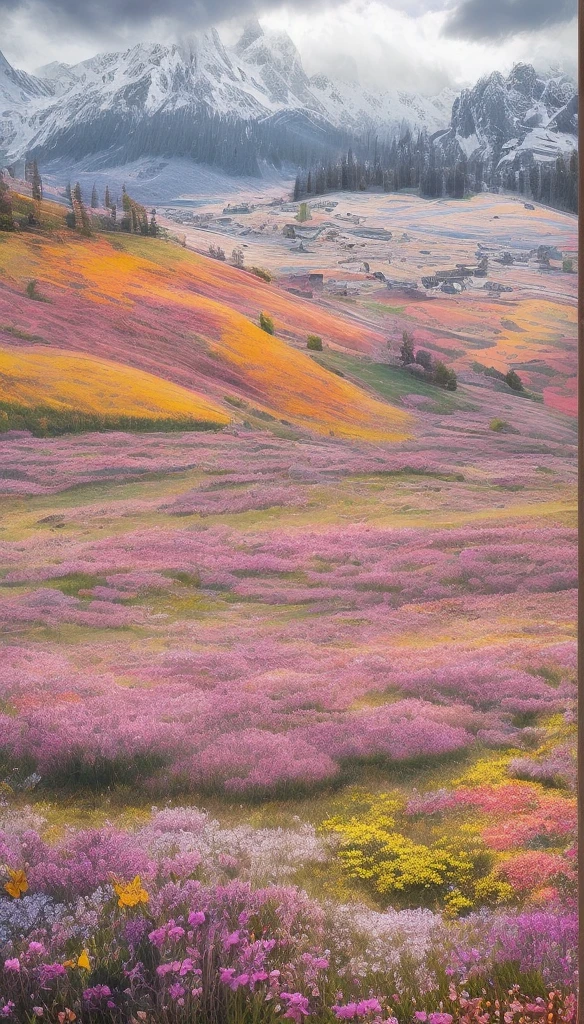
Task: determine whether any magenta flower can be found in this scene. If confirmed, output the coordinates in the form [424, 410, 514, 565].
[27, 943, 45, 957]
[188, 911, 205, 927]
[281, 992, 311, 1021]
[148, 926, 167, 948]
[3, 959, 20, 973]
[333, 1000, 383, 1019]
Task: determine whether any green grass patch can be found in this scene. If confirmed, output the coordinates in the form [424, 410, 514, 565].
[311, 352, 468, 414]
[0, 400, 227, 437]
[1, 324, 46, 343]
[49, 572, 105, 596]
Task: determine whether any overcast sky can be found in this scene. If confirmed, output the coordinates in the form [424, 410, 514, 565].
[1, 0, 577, 92]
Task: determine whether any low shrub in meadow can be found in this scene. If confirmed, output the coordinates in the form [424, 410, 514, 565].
[259, 312, 275, 335]
[307, 336, 323, 352]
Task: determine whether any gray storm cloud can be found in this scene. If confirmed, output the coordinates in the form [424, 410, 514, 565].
[443, 0, 577, 40]
[0, 0, 265, 32]
[0, 0, 575, 38]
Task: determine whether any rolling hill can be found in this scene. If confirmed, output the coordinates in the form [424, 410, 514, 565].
[0, 198, 411, 442]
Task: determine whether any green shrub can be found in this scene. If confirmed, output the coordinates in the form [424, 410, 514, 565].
[489, 418, 508, 432]
[562, 258, 574, 273]
[259, 312, 275, 335]
[433, 360, 458, 391]
[505, 369, 524, 392]
[415, 349, 433, 370]
[399, 330, 415, 365]
[307, 334, 323, 351]
[250, 266, 272, 282]
[25, 280, 47, 302]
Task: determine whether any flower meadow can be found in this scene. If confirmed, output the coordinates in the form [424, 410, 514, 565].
[0, 409, 577, 1020]
[0, 196, 578, 1021]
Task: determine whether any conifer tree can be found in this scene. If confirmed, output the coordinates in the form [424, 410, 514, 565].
[91, 184, 99, 208]
[0, 179, 14, 231]
[399, 331, 415, 365]
[31, 160, 43, 202]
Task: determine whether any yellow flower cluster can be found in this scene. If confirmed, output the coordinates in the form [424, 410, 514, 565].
[63, 950, 91, 970]
[4, 868, 28, 899]
[322, 794, 507, 914]
[453, 753, 522, 788]
[114, 875, 149, 908]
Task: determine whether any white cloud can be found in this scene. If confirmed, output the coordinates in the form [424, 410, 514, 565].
[1, 0, 577, 93]
[260, 2, 576, 92]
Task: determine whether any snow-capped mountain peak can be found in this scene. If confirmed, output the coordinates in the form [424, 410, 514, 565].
[0, 36, 576, 181]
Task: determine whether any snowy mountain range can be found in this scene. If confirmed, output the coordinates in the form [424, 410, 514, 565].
[0, 22, 577, 179]
[435, 61, 577, 170]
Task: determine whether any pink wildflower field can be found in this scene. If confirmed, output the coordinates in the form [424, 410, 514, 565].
[0, 190, 577, 1023]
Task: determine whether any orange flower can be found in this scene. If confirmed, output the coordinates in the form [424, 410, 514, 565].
[114, 875, 149, 908]
[4, 868, 28, 899]
[64, 950, 91, 970]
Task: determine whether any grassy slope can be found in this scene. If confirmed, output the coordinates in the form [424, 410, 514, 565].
[0, 217, 411, 442]
[0, 347, 230, 434]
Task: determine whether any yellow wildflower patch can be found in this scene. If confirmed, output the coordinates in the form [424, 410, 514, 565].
[4, 867, 28, 899]
[0, 347, 230, 426]
[114, 875, 149, 908]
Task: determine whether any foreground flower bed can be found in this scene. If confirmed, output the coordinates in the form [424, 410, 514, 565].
[0, 862, 577, 1024]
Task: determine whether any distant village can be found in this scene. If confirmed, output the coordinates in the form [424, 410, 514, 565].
[162, 193, 575, 301]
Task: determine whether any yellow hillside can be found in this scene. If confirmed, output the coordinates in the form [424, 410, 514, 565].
[0, 190, 414, 441]
[0, 347, 230, 426]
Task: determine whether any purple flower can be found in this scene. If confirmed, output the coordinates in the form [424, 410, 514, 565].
[3, 959, 20, 973]
[188, 911, 205, 927]
[223, 930, 240, 950]
[169, 983, 186, 1000]
[83, 985, 112, 1006]
[37, 963, 66, 988]
[332, 1002, 382, 1020]
[281, 992, 311, 1021]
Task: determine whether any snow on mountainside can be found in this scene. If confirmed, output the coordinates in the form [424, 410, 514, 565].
[0, 22, 454, 169]
[0, 27, 576, 178]
[437, 62, 577, 169]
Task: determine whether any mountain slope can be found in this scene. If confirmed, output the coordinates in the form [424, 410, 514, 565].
[0, 33, 575, 183]
[0, 26, 454, 171]
[436, 62, 577, 171]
